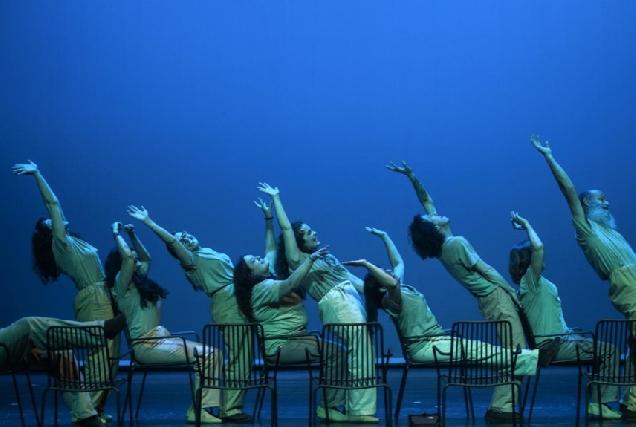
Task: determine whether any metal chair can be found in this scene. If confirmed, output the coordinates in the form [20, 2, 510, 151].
[577, 319, 636, 425]
[40, 325, 131, 427]
[311, 322, 393, 427]
[122, 326, 199, 419]
[434, 320, 522, 427]
[0, 342, 40, 427]
[195, 323, 276, 427]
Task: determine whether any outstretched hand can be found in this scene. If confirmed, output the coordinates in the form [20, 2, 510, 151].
[310, 246, 330, 261]
[510, 211, 529, 230]
[386, 160, 413, 176]
[366, 227, 386, 237]
[111, 222, 123, 236]
[12, 160, 38, 176]
[123, 224, 135, 235]
[254, 198, 273, 218]
[128, 205, 149, 222]
[530, 135, 551, 155]
[342, 259, 369, 268]
[257, 182, 280, 198]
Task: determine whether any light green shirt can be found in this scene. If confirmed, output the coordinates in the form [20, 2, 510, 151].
[251, 279, 309, 355]
[573, 217, 636, 280]
[52, 235, 105, 290]
[112, 272, 161, 340]
[384, 284, 445, 355]
[181, 247, 234, 297]
[438, 236, 497, 297]
[288, 253, 350, 302]
[519, 269, 569, 343]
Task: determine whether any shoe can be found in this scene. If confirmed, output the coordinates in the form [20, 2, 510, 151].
[98, 413, 112, 424]
[587, 403, 621, 419]
[484, 409, 521, 423]
[103, 313, 127, 340]
[316, 406, 348, 422]
[186, 406, 222, 424]
[220, 412, 253, 423]
[346, 414, 379, 423]
[620, 403, 636, 419]
[73, 415, 105, 427]
[537, 337, 562, 367]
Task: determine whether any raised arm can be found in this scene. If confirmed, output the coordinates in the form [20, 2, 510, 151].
[273, 247, 329, 298]
[111, 222, 135, 292]
[342, 259, 400, 291]
[13, 160, 67, 241]
[255, 198, 276, 255]
[387, 160, 438, 215]
[531, 135, 585, 222]
[127, 205, 192, 265]
[366, 227, 405, 282]
[123, 224, 151, 275]
[511, 211, 544, 280]
[258, 183, 301, 264]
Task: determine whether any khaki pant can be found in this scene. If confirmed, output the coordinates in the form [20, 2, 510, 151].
[210, 285, 251, 418]
[317, 281, 376, 417]
[478, 288, 526, 412]
[0, 316, 106, 421]
[133, 326, 221, 409]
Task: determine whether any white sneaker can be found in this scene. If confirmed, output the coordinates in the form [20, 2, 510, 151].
[346, 414, 379, 423]
[316, 406, 348, 422]
[186, 406, 222, 424]
[587, 403, 621, 419]
[98, 413, 112, 424]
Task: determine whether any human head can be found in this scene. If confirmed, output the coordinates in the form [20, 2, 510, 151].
[408, 214, 447, 259]
[233, 256, 272, 320]
[508, 240, 532, 285]
[274, 220, 314, 279]
[579, 190, 617, 230]
[166, 230, 200, 258]
[363, 272, 388, 323]
[31, 218, 58, 284]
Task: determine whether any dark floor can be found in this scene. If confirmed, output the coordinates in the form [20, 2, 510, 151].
[1, 366, 633, 426]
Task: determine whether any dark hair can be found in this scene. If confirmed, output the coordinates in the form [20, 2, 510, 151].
[104, 249, 169, 308]
[233, 256, 273, 321]
[508, 240, 532, 285]
[408, 215, 446, 259]
[274, 221, 306, 279]
[363, 272, 386, 323]
[32, 218, 59, 284]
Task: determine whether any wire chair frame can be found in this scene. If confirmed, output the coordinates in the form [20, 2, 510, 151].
[195, 323, 276, 427]
[435, 320, 522, 427]
[40, 325, 131, 427]
[311, 322, 393, 427]
[0, 342, 40, 427]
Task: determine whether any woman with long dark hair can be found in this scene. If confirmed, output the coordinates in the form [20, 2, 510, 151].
[13, 160, 117, 422]
[106, 222, 222, 424]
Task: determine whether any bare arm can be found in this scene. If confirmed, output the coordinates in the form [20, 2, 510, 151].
[258, 183, 302, 264]
[531, 135, 586, 222]
[387, 161, 438, 215]
[111, 222, 135, 293]
[13, 160, 68, 242]
[274, 247, 329, 298]
[255, 198, 276, 254]
[343, 259, 400, 290]
[366, 227, 405, 282]
[127, 205, 193, 265]
[124, 224, 151, 275]
[511, 211, 544, 281]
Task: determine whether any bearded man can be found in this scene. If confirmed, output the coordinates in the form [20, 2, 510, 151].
[532, 134, 636, 418]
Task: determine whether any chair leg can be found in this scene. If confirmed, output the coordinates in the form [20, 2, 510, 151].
[528, 367, 542, 422]
[135, 371, 149, 419]
[40, 389, 48, 427]
[8, 370, 27, 427]
[25, 370, 41, 427]
[394, 365, 409, 421]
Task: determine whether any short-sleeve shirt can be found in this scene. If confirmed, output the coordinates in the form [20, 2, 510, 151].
[288, 253, 350, 302]
[111, 272, 161, 340]
[180, 247, 234, 297]
[251, 279, 309, 354]
[573, 217, 636, 280]
[438, 236, 497, 297]
[384, 284, 445, 355]
[519, 269, 569, 342]
[52, 235, 105, 290]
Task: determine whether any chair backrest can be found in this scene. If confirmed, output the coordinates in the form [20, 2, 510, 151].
[45, 325, 115, 391]
[319, 322, 389, 388]
[199, 323, 266, 388]
[446, 320, 518, 386]
[591, 319, 636, 383]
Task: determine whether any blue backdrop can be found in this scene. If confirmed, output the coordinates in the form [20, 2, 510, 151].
[1, 1, 635, 354]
